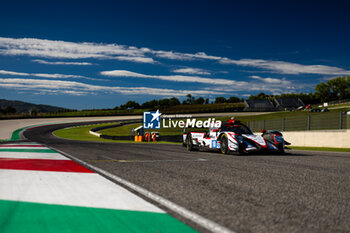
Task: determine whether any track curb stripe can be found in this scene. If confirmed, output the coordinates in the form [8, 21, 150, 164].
[0, 148, 56, 153]
[1, 141, 198, 232]
[0, 145, 45, 148]
[0, 158, 94, 173]
[0, 152, 70, 160]
[48, 145, 235, 233]
[0, 199, 196, 233]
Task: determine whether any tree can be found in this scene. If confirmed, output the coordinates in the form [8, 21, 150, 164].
[327, 77, 350, 100]
[314, 76, 350, 102]
[194, 97, 205, 104]
[120, 101, 140, 109]
[158, 98, 170, 107]
[141, 99, 159, 109]
[205, 98, 209, 104]
[168, 97, 180, 106]
[227, 96, 241, 103]
[215, 97, 227, 103]
[315, 81, 332, 103]
[185, 94, 195, 104]
[4, 106, 16, 114]
[248, 92, 270, 100]
[29, 108, 39, 116]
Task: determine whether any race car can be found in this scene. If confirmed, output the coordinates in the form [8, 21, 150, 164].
[183, 119, 289, 154]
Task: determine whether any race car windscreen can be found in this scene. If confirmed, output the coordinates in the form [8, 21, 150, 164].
[221, 124, 253, 134]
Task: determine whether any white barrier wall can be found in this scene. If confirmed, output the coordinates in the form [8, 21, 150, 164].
[283, 130, 350, 148]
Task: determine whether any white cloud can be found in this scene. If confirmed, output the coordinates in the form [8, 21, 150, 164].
[112, 56, 155, 63]
[153, 51, 221, 61]
[0, 70, 29, 76]
[153, 51, 194, 60]
[100, 70, 246, 85]
[0, 77, 222, 97]
[249, 75, 292, 85]
[32, 59, 94, 66]
[101, 70, 309, 94]
[33, 90, 90, 96]
[0, 37, 154, 63]
[0, 37, 223, 63]
[0, 69, 103, 81]
[205, 74, 303, 95]
[172, 68, 210, 75]
[1, 36, 349, 76]
[220, 58, 350, 76]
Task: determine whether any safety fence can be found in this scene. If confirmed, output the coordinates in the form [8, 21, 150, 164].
[247, 112, 349, 132]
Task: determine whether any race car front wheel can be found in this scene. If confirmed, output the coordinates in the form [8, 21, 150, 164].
[186, 134, 198, 151]
[220, 134, 229, 154]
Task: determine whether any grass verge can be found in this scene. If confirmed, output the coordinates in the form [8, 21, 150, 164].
[290, 146, 350, 153]
[51, 124, 350, 151]
[53, 124, 180, 144]
[100, 109, 350, 137]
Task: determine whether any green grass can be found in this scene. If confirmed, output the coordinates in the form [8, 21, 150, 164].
[50, 120, 350, 151]
[53, 108, 350, 145]
[99, 110, 342, 137]
[54, 124, 119, 142]
[100, 112, 292, 137]
[53, 123, 180, 144]
[290, 146, 350, 153]
[327, 103, 350, 108]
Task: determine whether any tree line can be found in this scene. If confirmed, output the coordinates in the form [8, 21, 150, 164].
[248, 76, 350, 104]
[116, 94, 244, 110]
[2, 76, 349, 114]
[116, 76, 350, 110]
[0, 106, 17, 115]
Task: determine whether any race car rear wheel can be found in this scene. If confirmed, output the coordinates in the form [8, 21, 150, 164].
[186, 134, 198, 151]
[220, 134, 229, 154]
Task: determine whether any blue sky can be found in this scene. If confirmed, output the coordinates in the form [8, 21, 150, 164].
[0, 0, 350, 109]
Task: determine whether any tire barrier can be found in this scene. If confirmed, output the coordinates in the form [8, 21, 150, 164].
[99, 134, 133, 141]
[100, 134, 182, 143]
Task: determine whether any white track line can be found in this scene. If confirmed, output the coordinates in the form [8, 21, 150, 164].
[0, 146, 49, 150]
[0, 152, 69, 160]
[86, 158, 208, 163]
[47, 145, 235, 233]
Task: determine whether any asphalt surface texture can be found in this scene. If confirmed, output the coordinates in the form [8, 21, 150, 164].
[22, 122, 350, 233]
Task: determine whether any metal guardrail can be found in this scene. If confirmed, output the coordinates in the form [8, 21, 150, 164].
[247, 112, 349, 132]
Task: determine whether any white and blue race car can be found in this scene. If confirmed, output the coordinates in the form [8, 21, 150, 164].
[183, 119, 289, 154]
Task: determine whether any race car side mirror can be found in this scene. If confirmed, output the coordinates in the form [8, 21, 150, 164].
[260, 129, 266, 134]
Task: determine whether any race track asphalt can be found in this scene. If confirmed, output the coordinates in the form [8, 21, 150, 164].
[23, 122, 350, 233]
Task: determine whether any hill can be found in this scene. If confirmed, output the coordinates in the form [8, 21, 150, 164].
[0, 99, 70, 113]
